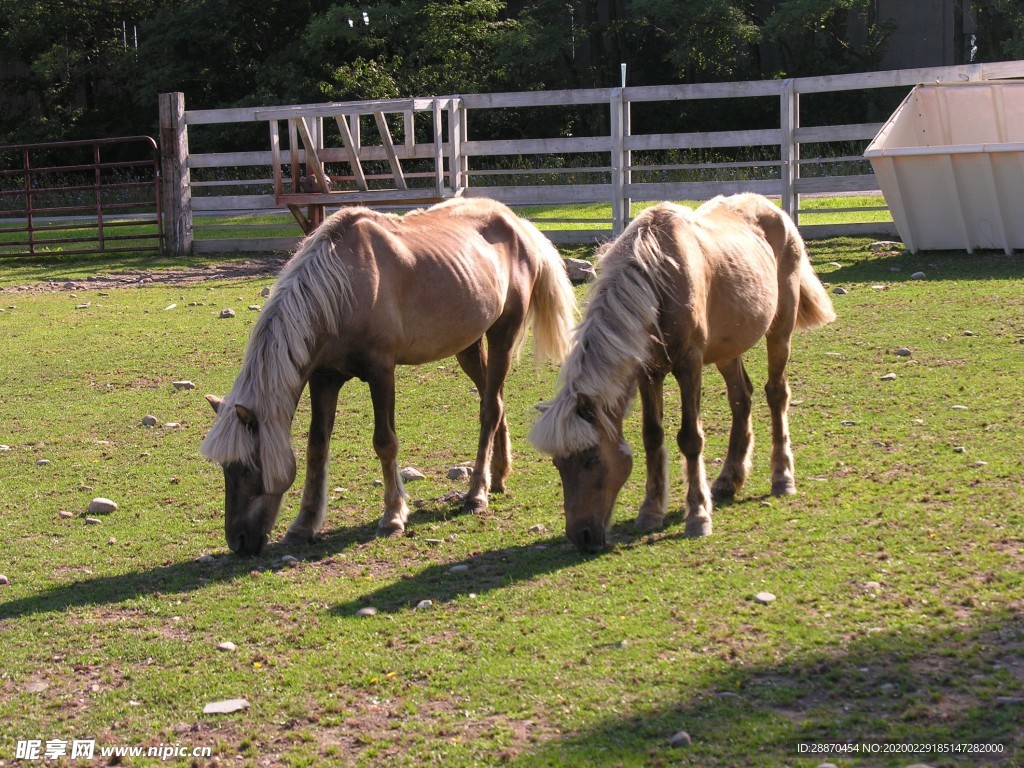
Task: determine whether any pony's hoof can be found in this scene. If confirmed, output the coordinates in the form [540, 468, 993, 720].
[461, 496, 488, 515]
[771, 480, 796, 496]
[376, 520, 406, 538]
[710, 483, 736, 503]
[282, 529, 317, 547]
[634, 512, 665, 532]
[684, 516, 713, 537]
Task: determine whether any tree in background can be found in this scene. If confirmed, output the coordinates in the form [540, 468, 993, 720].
[2, 0, 1023, 146]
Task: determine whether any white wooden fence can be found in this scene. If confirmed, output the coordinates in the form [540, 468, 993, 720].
[160, 60, 1024, 255]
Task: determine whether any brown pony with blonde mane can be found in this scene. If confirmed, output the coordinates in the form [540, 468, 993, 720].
[530, 193, 835, 553]
[201, 198, 576, 555]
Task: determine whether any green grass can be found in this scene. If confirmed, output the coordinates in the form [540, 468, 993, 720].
[0, 235, 1022, 767]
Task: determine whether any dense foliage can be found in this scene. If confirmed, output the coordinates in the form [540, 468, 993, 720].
[1, 0, 1022, 146]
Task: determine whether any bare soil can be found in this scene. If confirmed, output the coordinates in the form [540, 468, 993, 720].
[0, 256, 289, 293]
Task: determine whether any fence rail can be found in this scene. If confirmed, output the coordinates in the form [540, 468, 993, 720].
[160, 60, 1024, 255]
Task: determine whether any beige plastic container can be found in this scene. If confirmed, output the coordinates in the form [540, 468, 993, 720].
[865, 81, 1024, 254]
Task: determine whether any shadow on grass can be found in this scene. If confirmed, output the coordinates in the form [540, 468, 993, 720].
[511, 606, 1024, 767]
[0, 515, 380, 621]
[822, 247, 1024, 285]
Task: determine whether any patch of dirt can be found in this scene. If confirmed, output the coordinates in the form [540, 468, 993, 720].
[0, 256, 289, 293]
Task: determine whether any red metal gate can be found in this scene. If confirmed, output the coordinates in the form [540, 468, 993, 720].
[0, 136, 163, 257]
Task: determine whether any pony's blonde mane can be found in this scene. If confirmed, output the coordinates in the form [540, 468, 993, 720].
[199, 209, 362, 489]
[529, 204, 685, 457]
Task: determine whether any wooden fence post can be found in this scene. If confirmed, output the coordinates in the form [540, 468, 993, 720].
[610, 86, 628, 235]
[158, 92, 193, 256]
[780, 79, 798, 223]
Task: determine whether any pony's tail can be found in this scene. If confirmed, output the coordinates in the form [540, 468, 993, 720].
[795, 247, 837, 331]
[524, 226, 577, 365]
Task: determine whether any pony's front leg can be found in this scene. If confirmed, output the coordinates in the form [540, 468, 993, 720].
[674, 350, 713, 537]
[285, 371, 345, 545]
[366, 363, 411, 536]
[636, 369, 670, 532]
[710, 357, 755, 501]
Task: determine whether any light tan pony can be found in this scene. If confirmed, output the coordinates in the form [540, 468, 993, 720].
[201, 197, 576, 555]
[530, 193, 836, 553]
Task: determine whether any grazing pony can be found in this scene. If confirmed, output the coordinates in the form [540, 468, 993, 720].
[201, 198, 576, 555]
[529, 194, 836, 553]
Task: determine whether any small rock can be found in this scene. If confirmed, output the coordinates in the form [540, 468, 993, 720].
[832, 286, 848, 295]
[280, 555, 299, 567]
[669, 731, 692, 748]
[107, 537, 117, 545]
[216, 642, 236, 652]
[219, 308, 236, 318]
[871, 284, 888, 291]
[864, 581, 882, 591]
[911, 271, 926, 279]
[895, 347, 912, 357]
[870, 240, 903, 252]
[247, 305, 260, 311]
[172, 380, 196, 390]
[355, 606, 378, 618]
[75, 302, 91, 310]
[163, 422, 181, 429]
[59, 511, 74, 519]
[828, 262, 842, 267]
[951, 405, 969, 411]
[36, 459, 50, 466]
[563, 257, 596, 284]
[203, 698, 249, 715]
[401, 467, 426, 481]
[197, 554, 217, 564]
[953, 446, 966, 453]
[141, 414, 158, 427]
[448, 564, 470, 574]
[415, 599, 434, 610]
[529, 523, 546, 534]
[88, 498, 118, 515]
[164, 304, 177, 311]
[880, 372, 897, 381]
[447, 465, 472, 481]
[261, 287, 272, 298]
[971, 461, 988, 468]
[84, 517, 102, 525]
[0, 445, 10, 451]
[0, 574, 9, 586]
[754, 591, 776, 604]
[963, 330, 975, 337]
[840, 420, 856, 427]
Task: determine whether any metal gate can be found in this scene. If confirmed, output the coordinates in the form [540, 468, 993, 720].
[0, 136, 163, 258]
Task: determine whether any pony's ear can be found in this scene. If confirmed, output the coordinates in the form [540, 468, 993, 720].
[575, 392, 597, 424]
[205, 394, 224, 414]
[234, 404, 258, 429]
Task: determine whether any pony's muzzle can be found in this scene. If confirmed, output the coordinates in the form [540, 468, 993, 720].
[228, 529, 269, 556]
[567, 522, 608, 554]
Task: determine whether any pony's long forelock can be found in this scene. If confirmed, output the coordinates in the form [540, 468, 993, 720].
[529, 208, 674, 457]
[200, 216, 356, 490]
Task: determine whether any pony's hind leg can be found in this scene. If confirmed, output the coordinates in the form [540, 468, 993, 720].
[456, 341, 511, 494]
[285, 370, 345, 545]
[636, 369, 670, 532]
[765, 328, 797, 496]
[710, 356, 754, 501]
[674, 349, 713, 537]
[365, 362, 412, 536]
[461, 322, 518, 515]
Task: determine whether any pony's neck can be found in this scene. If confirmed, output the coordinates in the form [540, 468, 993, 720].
[559, 255, 661, 420]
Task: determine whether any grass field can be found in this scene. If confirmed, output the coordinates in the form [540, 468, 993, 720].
[0, 232, 1021, 767]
